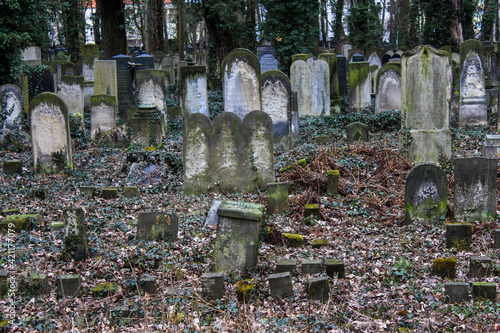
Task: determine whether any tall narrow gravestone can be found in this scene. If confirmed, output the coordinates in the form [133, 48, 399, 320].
[349, 61, 371, 111]
[375, 64, 401, 113]
[28, 93, 72, 172]
[90, 95, 117, 138]
[94, 60, 118, 99]
[454, 157, 497, 221]
[404, 163, 448, 224]
[63, 208, 89, 261]
[0, 84, 23, 140]
[58, 76, 84, 114]
[112, 54, 134, 120]
[222, 48, 261, 119]
[180, 65, 208, 116]
[337, 55, 348, 96]
[400, 46, 452, 163]
[81, 44, 100, 82]
[213, 200, 265, 277]
[459, 52, 487, 127]
[136, 69, 169, 123]
[261, 70, 292, 148]
[318, 53, 341, 113]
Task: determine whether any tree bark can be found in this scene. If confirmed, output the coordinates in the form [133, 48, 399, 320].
[148, 0, 165, 52]
[178, 0, 185, 60]
[100, 0, 127, 59]
[449, 0, 463, 43]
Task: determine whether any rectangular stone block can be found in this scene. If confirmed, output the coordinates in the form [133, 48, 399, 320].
[445, 282, 469, 302]
[136, 212, 178, 241]
[446, 223, 472, 249]
[139, 276, 157, 295]
[495, 229, 500, 249]
[268, 272, 293, 298]
[470, 257, 492, 277]
[3, 160, 22, 175]
[201, 272, 224, 300]
[326, 260, 345, 279]
[267, 182, 289, 214]
[0, 269, 8, 297]
[276, 258, 297, 276]
[0, 214, 41, 233]
[56, 274, 81, 298]
[472, 282, 497, 301]
[306, 276, 329, 303]
[302, 260, 322, 275]
[123, 186, 139, 198]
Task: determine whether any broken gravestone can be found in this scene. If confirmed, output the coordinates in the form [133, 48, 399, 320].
[136, 212, 178, 241]
[62, 208, 89, 261]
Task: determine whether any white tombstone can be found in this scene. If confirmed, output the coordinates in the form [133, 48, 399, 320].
[375, 65, 402, 113]
[180, 66, 208, 116]
[459, 52, 487, 127]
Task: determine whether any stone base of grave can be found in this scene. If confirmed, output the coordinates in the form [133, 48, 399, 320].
[459, 102, 487, 128]
[400, 129, 451, 163]
[484, 135, 500, 158]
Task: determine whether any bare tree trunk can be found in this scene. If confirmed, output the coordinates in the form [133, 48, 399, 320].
[178, 0, 185, 60]
[100, 0, 127, 59]
[148, 0, 165, 52]
[321, 0, 328, 48]
[449, 0, 463, 43]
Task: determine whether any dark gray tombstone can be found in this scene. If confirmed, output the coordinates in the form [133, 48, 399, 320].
[136, 212, 178, 241]
[134, 54, 155, 70]
[337, 55, 347, 96]
[346, 122, 370, 142]
[352, 53, 365, 62]
[404, 163, 448, 224]
[111, 54, 134, 120]
[259, 54, 279, 74]
[454, 157, 497, 221]
[382, 54, 391, 65]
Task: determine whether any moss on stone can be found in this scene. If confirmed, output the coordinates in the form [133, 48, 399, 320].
[236, 279, 257, 303]
[291, 54, 311, 63]
[283, 233, 303, 247]
[92, 282, 118, 298]
[349, 62, 370, 91]
[432, 258, 457, 279]
[311, 239, 328, 248]
[0, 214, 41, 233]
[327, 170, 340, 176]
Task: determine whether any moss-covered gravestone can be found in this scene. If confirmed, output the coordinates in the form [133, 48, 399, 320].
[136, 212, 178, 241]
[404, 163, 447, 224]
[81, 44, 99, 82]
[0, 84, 23, 140]
[28, 93, 72, 172]
[261, 70, 292, 148]
[459, 51, 487, 127]
[346, 122, 370, 142]
[349, 62, 371, 111]
[180, 65, 208, 116]
[375, 64, 401, 113]
[327, 170, 340, 195]
[290, 59, 330, 116]
[400, 45, 451, 163]
[291, 54, 310, 63]
[266, 182, 289, 214]
[90, 95, 117, 139]
[0, 214, 41, 233]
[130, 105, 164, 146]
[58, 76, 84, 115]
[62, 208, 89, 261]
[136, 69, 168, 123]
[94, 60, 118, 99]
[212, 200, 265, 277]
[222, 48, 261, 119]
[3, 160, 22, 175]
[454, 157, 497, 221]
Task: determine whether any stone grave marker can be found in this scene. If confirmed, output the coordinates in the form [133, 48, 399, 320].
[341, 44, 352, 59]
[180, 65, 208, 116]
[346, 122, 369, 142]
[62, 208, 89, 261]
[130, 105, 164, 146]
[136, 212, 178, 241]
[318, 53, 341, 113]
[351, 53, 365, 62]
[161, 56, 175, 83]
[400, 45, 451, 163]
[483, 134, 500, 157]
[261, 70, 292, 148]
[90, 95, 117, 138]
[213, 200, 265, 277]
[404, 163, 448, 224]
[267, 181, 289, 214]
[375, 64, 401, 113]
[459, 51, 487, 127]
[204, 199, 222, 228]
[454, 157, 497, 221]
[81, 44, 100, 82]
[221, 48, 261, 119]
[112, 54, 134, 120]
[134, 54, 155, 71]
[21, 46, 42, 66]
[0, 84, 23, 140]
[349, 61, 371, 111]
[259, 53, 278, 74]
[28, 93, 72, 172]
[94, 60, 118, 99]
[382, 54, 391, 65]
[136, 69, 168, 123]
[337, 55, 348, 96]
[58, 76, 84, 115]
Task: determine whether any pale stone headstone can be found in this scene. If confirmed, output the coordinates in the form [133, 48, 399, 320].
[375, 64, 402, 113]
[341, 44, 352, 59]
[319, 53, 341, 113]
[367, 49, 384, 69]
[404, 163, 447, 224]
[28, 93, 72, 171]
[161, 56, 175, 83]
[180, 65, 208, 116]
[483, 134, 500, 157]
[136, 69, 169, 122]
[58, 76, 84, 115]
[459, 52, 487, 127]
[261, 70, 292, 148]
[112, 54, 134, 120]
[94, 60, 118, 99]
[90, 95, 116, 138]
[0, 84, 23, 140]
[349, 61, 371, 111]
[136, 212, 178, 241]
[213, 200, 265, 277]
[400, 45, 451, 163]
[62, 208, 89, 261]
[81, 44, 100, 82]
[204, 199, 223, 228]
[454, 157, 497, 221]
[21, 46, 41, 64]
[221, 48, 261, 119]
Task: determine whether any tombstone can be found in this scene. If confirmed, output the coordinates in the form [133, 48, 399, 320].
[367, 49, 384, 69]
[153, 51, 164, 69]
[53, 59, 70, 89]
[351, 53, 365, 63]
[337, 55, 348, 96]
[291, 54, 310, 63]
[375, 64, 402, 113]
[204, 199, 223, 228]
[161, 56, 175, 83]
[112, 54, 134, 120]
[57, 76, 84, 115]
[349, 61, 371, 111]
[212, 200, 265, 277]
[94, 60, 118, 99]
[260, 70, 292, 148]
[21, 46, 42, 66]
[348, 48, 364, 62]
[382, 54, 391, 65]
[180, 65, 208, 116]
[483, 134, 500, 157]
[459, 51, 487, 127]
[341, 44, 352, 59]
[291, 91, 299, 141]
[318, 53, 341, 113]
[183, 111, 274, 195]
[136, 69, 168, 123]
[454, 157, 497, 221]
[267, 181, 289, 214]
[130, 105, 164, 146]
[62, 208, 89, 261]
[404, 163, 448, 224]
[134, 54, 155, 71]
[346, 122, 369, 142]
[90, 95, 116, 138]
[400, 45, 451, 163]
[81, 44, 100, 82]
[28, 93, 72, 172]
[221, 48, 261, 119]
[136, 212, 178, 241]
[0, 84, 23, 140]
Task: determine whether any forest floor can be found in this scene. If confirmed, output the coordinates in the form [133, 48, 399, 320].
[1, 108, 500, 332]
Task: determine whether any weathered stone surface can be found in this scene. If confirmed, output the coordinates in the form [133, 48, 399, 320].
[204, 200, 222, 228]
[130, 105, 164, 146]
[337, 55, 348, 96]
[102, 188, 118, 199]
[327, 170, 340, 195]
[261, 70, 292, 148]
[349, 62, 371, 111]
[136, 69, 168, 122]
[472, 282, 497, 301]
[180, 66, 208, 116]
[0, 84, 23, 140]
[28, 93, 72, 171]
[375, 65, 401, 113]
[459, 52, 487, 127]
[302, 260, 322, 274]
[58, 76, 84, 115]
[0, 214, 41, 233]
[56, 274, 81, 298]
[483, 134, 500, 157]
[276, 258, 297, 276]
[346, 122, 369, 142]
[222, 48, 261, 119]
[136, 212, 178, 241]
[112, 54, 134, 120]
[495, 229, 500, 249]
[213, 200, 265, 277]
[62, 208, 89, 261]
[306, 277, 329, 303]
[326, 260, 345, 278]
[400, 46, 451, 163]
[319, 53, 341, 113]
[0, 269, 8, 296]
[81, 44, 99, 82]
[454, 157, 497, 221]
[269, 272, 293, 298]
[446, 223, 472, 250]
[470, 257, 492, 277]
[291, 59, 330, 116]
[267, 182, 289, 214]
[139, 276, 157, 295]
[404, 163, 448, 224]
[94, 60, 118, 99]
[90, 95, 117, 139]
[3, 160, 22, 175]
[201, 272, 224, 300]
[445, 282, 469, 302]
[123, 186, 139, 198]
[432, 258, 457, 279]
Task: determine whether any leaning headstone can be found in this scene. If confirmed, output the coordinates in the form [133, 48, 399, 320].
[28, 93, 72, 172]
[58, 76, 84, 114]
[112, 54, 134, 120]
[318, 53, 341, 113]
[136, 212, 178, 241]
[454, 157, 497, 221]
[81, 44, 100, 82]
[260, 70, 292, 147]
[404, 163, 448, 224]
[213, 200, 265, 277]
[204, 200, 222, 228]
[221, 48, 261, 119]
[136, 69, 168, 123]
[375, 64, 401, 113]
[0, 84, 23, 140]
[90, 95, 117, 139]
[349, 61, 371, 111]
[94, 60, 118, 99]
[180, 66, 208, 116]
[346, 122, 369, 142]
[62, 208, 89, 261]
[400, 46, 451, 163]
[459, 52, 487, 127]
